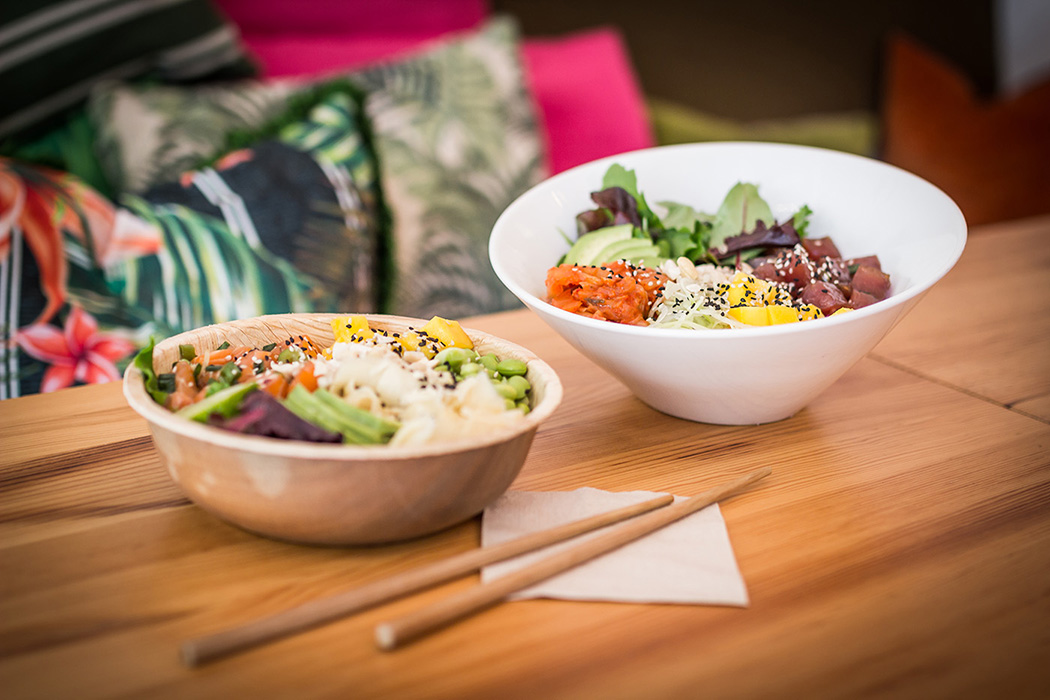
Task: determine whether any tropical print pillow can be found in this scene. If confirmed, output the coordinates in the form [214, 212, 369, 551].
[352, 17, 547, 318]
[87, 17, 547, 319]
[0, 87, 384, 399]
[110, 87, 385, 330]
[89, 79, 296, 194]
[0, 158, 163, 398]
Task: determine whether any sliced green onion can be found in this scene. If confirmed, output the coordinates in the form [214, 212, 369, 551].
[219, 361, 242, 384]
[157, 372, 176, 393]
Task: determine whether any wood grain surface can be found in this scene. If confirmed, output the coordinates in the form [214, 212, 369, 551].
[873, 215, 1050, 420]
[1, 218, 1048, 699]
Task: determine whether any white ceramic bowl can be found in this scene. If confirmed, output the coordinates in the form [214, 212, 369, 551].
[123, 314, 562, 545]
[489, 142, 966, 424]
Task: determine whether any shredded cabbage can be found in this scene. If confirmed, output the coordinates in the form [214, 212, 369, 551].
[647, 259, 750, 330]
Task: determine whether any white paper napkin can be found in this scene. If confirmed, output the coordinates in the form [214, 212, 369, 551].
[480, 487, 749, 606]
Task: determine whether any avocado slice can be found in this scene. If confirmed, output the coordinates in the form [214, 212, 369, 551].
[591, 238, 661, 266]
[563, 224, 633, 265]
[632, 256, 666, 269]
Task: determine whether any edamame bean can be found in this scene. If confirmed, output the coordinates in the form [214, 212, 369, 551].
[479, 354, 500, 372]
[507, 375, 530, 397]
[493, 381, 519, 401]
[496, 358, 527, 376]
[434, 346, 474, 371]
[459, 362, 483, 377]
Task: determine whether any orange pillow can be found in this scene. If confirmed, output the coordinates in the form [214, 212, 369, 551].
[881, 33, 1050, 227]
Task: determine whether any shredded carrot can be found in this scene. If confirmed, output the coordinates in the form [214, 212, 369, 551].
[205, 345, 250, 366]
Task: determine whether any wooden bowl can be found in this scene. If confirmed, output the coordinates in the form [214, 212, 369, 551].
[123, 314, 563, 545]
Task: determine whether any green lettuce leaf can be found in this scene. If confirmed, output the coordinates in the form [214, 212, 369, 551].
[707, 182, 775, 251]
[658, 200, 714, 231]
[791, 204, 813, 237]
[602, 164, 662, 232]
[132, 336, 167, 404]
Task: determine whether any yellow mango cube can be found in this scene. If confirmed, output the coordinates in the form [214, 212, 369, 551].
[331, 315, 373, 343]
[397, 330, 423, 354]
[728, 306, 770, 326]
[421, 316, 474, 350]
[727, 272, 766, 308]
[797, 304, 822, 322]
[831, 307, 853, 316]
[764, 284, 793, 307]
[767, 305, 800, 325]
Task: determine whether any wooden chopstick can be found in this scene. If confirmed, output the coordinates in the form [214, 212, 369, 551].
[181, 492, 674, 666]
[374, 466, 771, 651]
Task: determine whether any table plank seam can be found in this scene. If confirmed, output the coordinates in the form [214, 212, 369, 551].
[0, 436, 158, 488]
[868, 353, 1050, 426]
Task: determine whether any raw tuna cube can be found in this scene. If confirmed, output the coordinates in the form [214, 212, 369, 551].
[801, 237, 842, 260]
[849, 289, 879, 309]
[800, 281, 849, 315]
[852, 265, 891, 300]
[847, 255, 882, 271]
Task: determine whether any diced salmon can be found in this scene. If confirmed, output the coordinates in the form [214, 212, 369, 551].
[546, 261, 667, 326]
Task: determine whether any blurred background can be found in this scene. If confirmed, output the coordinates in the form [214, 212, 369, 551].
[1, 0, 1047, 398]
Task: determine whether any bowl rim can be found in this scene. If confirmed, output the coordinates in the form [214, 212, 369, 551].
[489, 141, 968, 339]
[123, 313, 563, 460]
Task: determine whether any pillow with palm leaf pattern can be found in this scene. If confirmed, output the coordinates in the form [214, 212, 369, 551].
[88, 17, 547, 319]
[88, 79, 297, 195]
[109, 85, 386, 330]
[350, 17, 547, 318]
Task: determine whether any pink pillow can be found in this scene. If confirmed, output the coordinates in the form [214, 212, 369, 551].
[522, 28, 654, 173]
[213, 0, 487, 36]
[217, 1, 654, 174]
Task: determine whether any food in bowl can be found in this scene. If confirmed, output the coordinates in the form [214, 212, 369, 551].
[135, 315, 532, 447]
[122, 313, 562, 544]
[488, 142, 966, 424]
[545, 163, 891, 328]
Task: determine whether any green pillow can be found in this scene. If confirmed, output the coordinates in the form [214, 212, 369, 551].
[353, 17, 548, 317]
[110, 87, 385, 322]
[648, 98, 879, 157]
[89, 79, 296, 194]
[87, 17, 548, 318]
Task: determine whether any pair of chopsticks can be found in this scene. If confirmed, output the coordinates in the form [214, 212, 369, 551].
[181, 466, 771, 666]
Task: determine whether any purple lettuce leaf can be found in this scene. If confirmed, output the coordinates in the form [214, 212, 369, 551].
[713, 219, 801, 258]
[208, 390, 342, 443]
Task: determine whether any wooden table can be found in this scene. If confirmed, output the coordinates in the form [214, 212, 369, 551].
[2, 216, 1048, 699]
